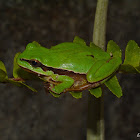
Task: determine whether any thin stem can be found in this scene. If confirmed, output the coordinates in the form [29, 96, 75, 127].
[93, 0, 108, 50]
[87, 0, 108, 140]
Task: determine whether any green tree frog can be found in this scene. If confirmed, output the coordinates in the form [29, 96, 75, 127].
[17, 36, 122, 96]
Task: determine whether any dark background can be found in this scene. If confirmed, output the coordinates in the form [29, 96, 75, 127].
[0, 0, 140, 140]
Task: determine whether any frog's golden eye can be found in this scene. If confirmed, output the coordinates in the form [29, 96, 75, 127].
[29, 59, 41, 67]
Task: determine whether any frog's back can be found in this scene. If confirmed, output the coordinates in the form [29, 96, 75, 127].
[25, 42, 110, 74]
[40, 42, 95, 73]
[51, 42, 87, 50]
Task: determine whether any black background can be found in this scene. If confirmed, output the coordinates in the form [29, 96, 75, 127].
[0, 0, 140, 140]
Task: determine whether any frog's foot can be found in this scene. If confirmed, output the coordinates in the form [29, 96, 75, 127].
[44, 82, 51, 94]
[48, 83, 63, 95]
[44, 74, 74, 94]
[43, 80, 59, 94]
[44, 82, 59, 94]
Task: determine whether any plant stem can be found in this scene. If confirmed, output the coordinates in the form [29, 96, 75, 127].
[93, 0, 108, 51]
[87, 0, 108, 140]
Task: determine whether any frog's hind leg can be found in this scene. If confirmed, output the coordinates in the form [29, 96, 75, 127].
[87, 57, 122, 83]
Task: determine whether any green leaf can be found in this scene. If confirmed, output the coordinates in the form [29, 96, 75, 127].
[8, 78, 37, 92]
[90, 42, 104, 51]
[135, 65, 140, 73]
[21, 82, 37, 92]
[32, 41, 42, 47]
[13, 53, 39, 80]
[105, 75, 122, 98]
[120, 40, 140, 73]
[73, 36, 86, 46]
[0, 60, 7, 74]
[13, 52, 22, 78]
[0, 61, 8, 82]
[107, 40, 122, 58]
[49, 91, 61, 98]
[0, 69, 7, 82]
[119, 64, 138, 73]
[89, 87, 102, 98]
[124, 40, 140, 66]
[70, 91, 82, 99]
[7, 78, 22, 86]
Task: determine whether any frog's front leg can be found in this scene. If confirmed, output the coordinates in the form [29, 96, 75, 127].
[48, 74, 74, 94]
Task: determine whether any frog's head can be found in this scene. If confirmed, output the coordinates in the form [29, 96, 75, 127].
[17, 42, 53, 76]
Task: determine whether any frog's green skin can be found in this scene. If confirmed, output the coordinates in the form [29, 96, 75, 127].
[17, 37, 122, 94]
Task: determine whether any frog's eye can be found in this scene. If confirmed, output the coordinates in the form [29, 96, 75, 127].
[29, 59, 41, 67]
